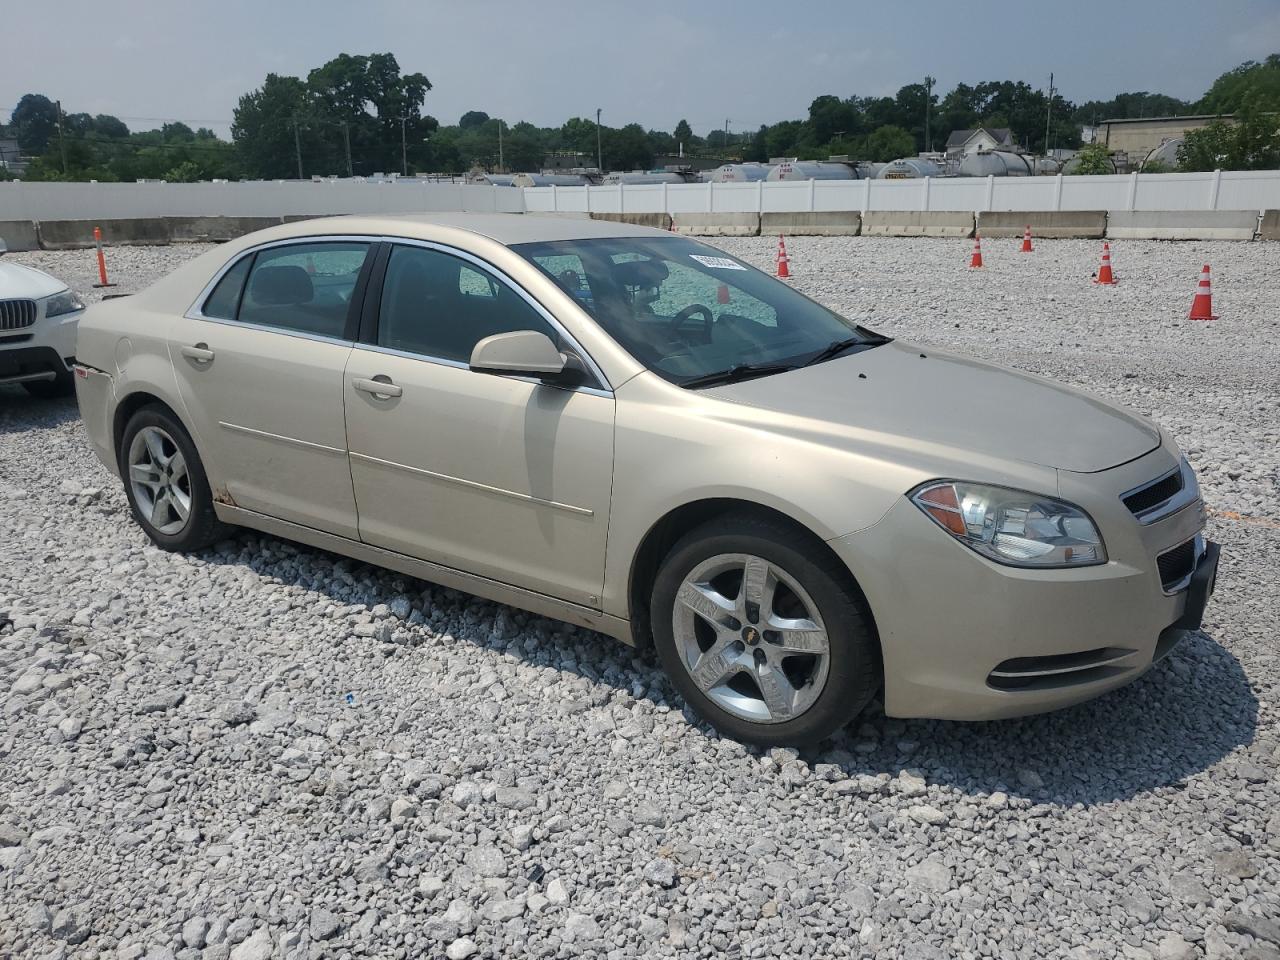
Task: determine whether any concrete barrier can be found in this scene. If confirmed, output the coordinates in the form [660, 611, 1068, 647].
[590, 212, 672, 230]
[167, 216, 282, 242]
[977, 210, 1107, 239]
[0, 220, 39, 252]
[37, 218, 173, 249]
[862, 211, 974, 238]
[1106, 210, 1259, 241]
[761, 211, 861, 236]
[1260, 210, 1280, 241]
[671, 213, 760, 237]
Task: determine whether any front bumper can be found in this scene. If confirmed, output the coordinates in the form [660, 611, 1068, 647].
[830, 445, 1218, 721]
[0, 308, 79, 384]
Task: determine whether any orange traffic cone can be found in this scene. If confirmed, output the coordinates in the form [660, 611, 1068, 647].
[1188, 264, 1219, 320]
[776, 236, 791, 279]
[716, 283, 730, 305]
[1020, 225, 1033, 253]
[969, 234, 983, 268]
[1093, 242, 1117, 285]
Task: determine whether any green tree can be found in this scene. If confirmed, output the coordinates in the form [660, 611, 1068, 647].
[1177, 103, 1280, 171]
[1199, 54, 1280, 113]
[459, 110, 490, 130]
[232, 73, 317, 177]
[673, 118, 693, 144]
[10, 94, 59, 153]
[1068, 142, 1114, 175]
[864, 125, 916, 162]
[94, 115, 130, 139]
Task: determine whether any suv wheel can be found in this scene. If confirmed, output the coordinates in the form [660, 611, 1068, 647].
[119, 405, 228, 551]
[651, 514, 880, 746]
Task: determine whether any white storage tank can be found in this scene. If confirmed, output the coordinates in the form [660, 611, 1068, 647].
[709, 163, 771, 183]
[1142, 138, 1183, 170]
[877, 157, 943, 179]
[957, 151, 1032, 177]
[510, 173, 592, 187]
[766, 160, 858, 181]
[602, 171, 690, 185]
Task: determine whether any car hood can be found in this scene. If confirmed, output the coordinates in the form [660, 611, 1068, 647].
[706, 341, 1160, 473]
[0, 261, 67, 300]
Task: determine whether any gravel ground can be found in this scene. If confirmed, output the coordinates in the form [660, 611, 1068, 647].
[1, 237, 1278, 960]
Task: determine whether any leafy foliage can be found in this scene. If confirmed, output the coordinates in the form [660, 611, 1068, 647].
[1067, 143, 1115, 175]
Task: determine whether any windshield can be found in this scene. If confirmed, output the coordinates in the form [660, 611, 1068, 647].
[511, 236, 886, 385]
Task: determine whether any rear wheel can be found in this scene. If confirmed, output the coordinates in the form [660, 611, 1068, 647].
[118, 406, 228, 551]
[651, 514, 880, 746]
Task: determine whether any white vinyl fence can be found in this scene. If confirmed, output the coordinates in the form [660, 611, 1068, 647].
[524, 170, 1280, 216]
[0, 179, 524, 221]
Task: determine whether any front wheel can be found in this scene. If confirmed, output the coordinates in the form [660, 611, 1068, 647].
[651, 515, 880, 746]
[118, 405, 228, 551]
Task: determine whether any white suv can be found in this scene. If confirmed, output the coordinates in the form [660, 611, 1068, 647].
[0, 239, 85, 397]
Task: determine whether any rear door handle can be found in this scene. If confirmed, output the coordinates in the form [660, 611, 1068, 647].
[352, 376, 403, 399]
[180, 343, 215, 363]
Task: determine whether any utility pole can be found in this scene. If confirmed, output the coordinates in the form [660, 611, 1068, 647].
[292, 118, 303, 179]
[595, 108, 603, 172]
[724, 117, 730, 157]
[924, 76, 935, 153]
[341, 121, 352, 177]
[497, 119, 504, 172]
[56, 99, 67, 175]
[400, 117, 408, 176]
[1044, 72, 1054, 157]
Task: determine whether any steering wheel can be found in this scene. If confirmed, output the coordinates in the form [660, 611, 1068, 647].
[670, 303, 714, 339]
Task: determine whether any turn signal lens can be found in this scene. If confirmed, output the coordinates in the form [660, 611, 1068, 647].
[910, 481, 1106, 568]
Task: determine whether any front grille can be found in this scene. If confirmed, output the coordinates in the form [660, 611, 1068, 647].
[1157, 538, 1197, 591]
[1123, 470, 1183, 516]
[0, 299, 38, 331]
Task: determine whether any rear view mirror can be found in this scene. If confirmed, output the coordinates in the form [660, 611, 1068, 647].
[469, 330, 566, 378]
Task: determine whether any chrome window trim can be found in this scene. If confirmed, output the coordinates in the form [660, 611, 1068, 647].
[371, 236, 613, 395]
[182, 235, 378, 343]
[1122, 458, 1201, 526]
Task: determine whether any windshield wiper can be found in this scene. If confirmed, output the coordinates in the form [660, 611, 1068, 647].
[679, 362, 796, 390]
[803, 329, 892, 367]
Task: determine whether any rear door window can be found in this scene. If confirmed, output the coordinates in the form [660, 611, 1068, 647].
[235, 242, 370, 339]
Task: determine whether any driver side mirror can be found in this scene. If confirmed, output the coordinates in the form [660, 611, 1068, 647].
[469, 330, 567, 379]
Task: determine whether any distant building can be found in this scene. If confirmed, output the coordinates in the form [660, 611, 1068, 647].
[0, 138, 27, 175]
[1094, 115, 1231, 165]
[944, 127, 1015, 161]
[543, 152, 594, 173]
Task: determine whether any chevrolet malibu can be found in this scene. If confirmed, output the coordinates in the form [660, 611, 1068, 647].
[73, 214, 1219, 745]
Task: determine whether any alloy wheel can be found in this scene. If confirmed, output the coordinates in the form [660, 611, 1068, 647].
[127, 426, 192, 536]
[672, 552, 831, 723]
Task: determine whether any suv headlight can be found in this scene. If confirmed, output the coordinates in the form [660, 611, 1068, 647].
[43, 289, 85, 318]
[910, 480, 1106, 567]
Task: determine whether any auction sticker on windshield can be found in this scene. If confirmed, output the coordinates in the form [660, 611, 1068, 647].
[689, 255, 746, 270]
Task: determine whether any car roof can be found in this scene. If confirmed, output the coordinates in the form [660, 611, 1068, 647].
[269, 212, 671, 246]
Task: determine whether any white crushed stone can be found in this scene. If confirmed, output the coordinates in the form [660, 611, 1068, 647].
[1, 237, 1277, 959]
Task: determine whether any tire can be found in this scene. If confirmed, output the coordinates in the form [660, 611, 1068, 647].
[651, 514, 880, 746]
[118, 405, 229, 552]
[22, 367, 75, 398]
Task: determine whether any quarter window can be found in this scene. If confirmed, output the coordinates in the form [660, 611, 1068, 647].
[202, 255, 252, 320]
[377, 245, 559, 363]
[234, 241, 370, 339]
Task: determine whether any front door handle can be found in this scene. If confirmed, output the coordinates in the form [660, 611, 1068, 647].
[352, 376, 403, 399]
[181, 343, 215, 363]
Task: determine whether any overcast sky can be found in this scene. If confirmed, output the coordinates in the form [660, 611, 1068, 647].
[4, 1, 1278, 138]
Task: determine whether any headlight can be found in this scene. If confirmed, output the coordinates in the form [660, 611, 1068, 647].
[911, 480, 1106, 567]
[43, 289, 85, 318]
